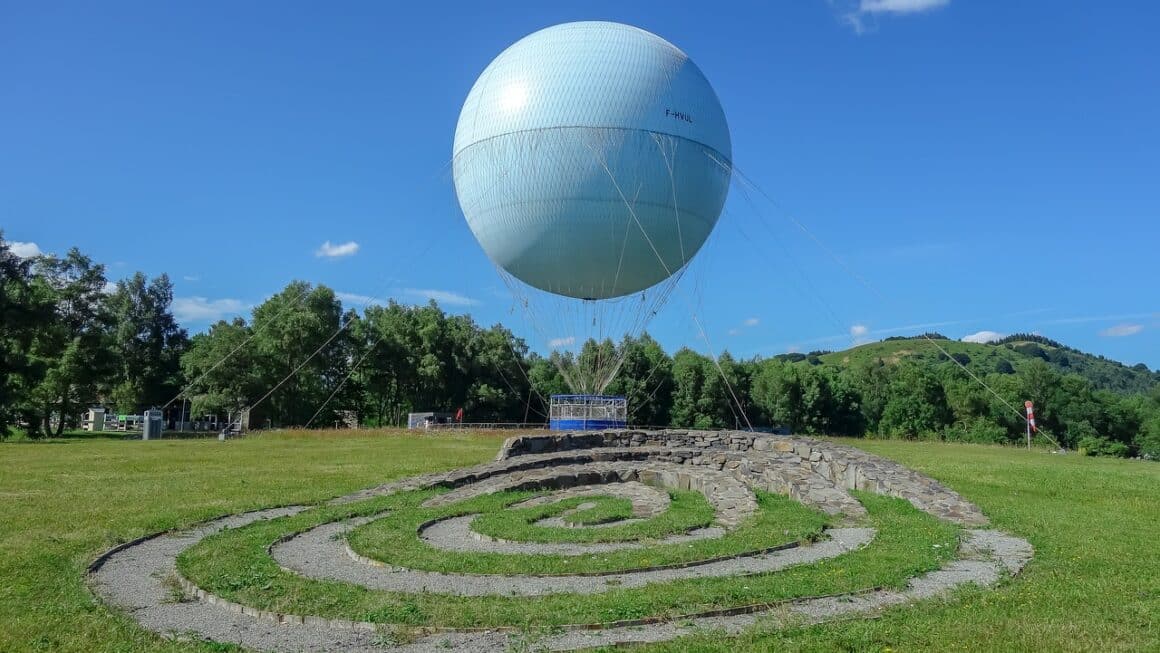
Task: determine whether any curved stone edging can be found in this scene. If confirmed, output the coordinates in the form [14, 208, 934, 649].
[273, 516, 874, 593]
[87, 430, 1028, 652]
[418, 514, 725, 555]
[90, 508, 1031, 652]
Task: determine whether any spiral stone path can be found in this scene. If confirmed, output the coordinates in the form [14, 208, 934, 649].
[88, 430, 1033, 652]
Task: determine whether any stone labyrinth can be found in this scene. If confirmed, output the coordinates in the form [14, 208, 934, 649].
[89, 431, 1033, 651]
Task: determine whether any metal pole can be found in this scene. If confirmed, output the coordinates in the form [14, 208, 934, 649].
[1026, 414, 1031, 450]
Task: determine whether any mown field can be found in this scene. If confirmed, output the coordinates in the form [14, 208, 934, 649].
[0, 430, 1156, 652]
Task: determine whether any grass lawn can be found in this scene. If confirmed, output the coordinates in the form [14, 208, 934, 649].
[182, 487, 835, 580]
[634, 440, 1160, 652]
[1, 431, 1157, 651]
[468, 489, 718, 544]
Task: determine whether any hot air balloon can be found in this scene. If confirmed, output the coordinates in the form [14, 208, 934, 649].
[453, 21, 731, 426]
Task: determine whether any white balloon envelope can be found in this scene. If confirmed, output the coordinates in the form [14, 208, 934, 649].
[453, 21, 732, 301]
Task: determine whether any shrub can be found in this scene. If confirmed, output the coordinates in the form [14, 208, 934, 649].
[942, 418, 1010, 445]
[1134, 417, 1160, 459]
[1077, 435, 1130, 457]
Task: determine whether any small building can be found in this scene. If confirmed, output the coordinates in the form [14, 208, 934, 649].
[82, 407, 106, 432]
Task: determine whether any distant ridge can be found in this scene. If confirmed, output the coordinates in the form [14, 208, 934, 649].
[772, 335, 1157, 395]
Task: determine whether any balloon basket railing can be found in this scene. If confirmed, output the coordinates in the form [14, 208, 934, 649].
[549, 394, 627, 431]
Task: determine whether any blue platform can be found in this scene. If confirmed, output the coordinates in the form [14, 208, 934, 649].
[549, 394, 627, 431]
[550, 418, 627, 431]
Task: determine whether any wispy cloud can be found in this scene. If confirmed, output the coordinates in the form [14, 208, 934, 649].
[549, 336, 575, 348]
[336, 291, 382, 307]
[850, 324, 870, 345]
[862, 0, 949, 12]
[172, 297, 246, 323]
[9, 241, 41, 258]
[315, 240, 360, 258]
[839, 0, 950, 34]
[962, 330, 1004, 344]
[1100, 324, 1143, 338]
[760, 317, 976, 353]
[404, 288, 479, 306]
[183, 275, 199, 282]
[729, 316, 761, 336]
[1044, 312, 1157, 326]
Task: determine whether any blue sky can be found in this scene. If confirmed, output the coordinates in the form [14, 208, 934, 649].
[3, 0, 1157, 368]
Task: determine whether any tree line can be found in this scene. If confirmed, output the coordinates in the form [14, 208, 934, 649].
[2, 235, 1157, 458]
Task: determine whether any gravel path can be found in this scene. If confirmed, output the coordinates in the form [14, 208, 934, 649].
[423, 461, 759, 527]
[420, 514, 725, 554]
[512, 480, 671, 517]
[274, 516, 874, 595]
[87, 432, 1031, 651]
[543, 529, 1034, 650]
[90, 507, 1030, 652]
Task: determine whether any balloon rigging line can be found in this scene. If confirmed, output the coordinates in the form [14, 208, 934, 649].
[499, 332, 550, 421]
[161, 283, 315, 411]
[171, 146, 483, 423]
[653, 133, 687, 264]
[727, 179, 854, 348]
[593, 139, 756, 429]
[716, 156, 1062, 449]
[302, 328, 385, 429]
[255, 227, 446, 428]
[245, 315, 358, 423]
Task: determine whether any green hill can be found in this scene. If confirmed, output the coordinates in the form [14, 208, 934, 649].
[785, 334, 1157, 395]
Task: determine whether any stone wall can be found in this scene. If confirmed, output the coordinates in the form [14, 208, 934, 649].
[496, 430, 987, 525]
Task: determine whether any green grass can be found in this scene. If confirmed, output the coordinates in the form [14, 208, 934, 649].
[1, 431, 1156, 651]
[469, 488, 716, 543]
[0, 429, 505, 652]
[187, 488, 825, 577]
[178, 491, 946, 628]
[631, 440, 1160, 652]
[557, 495, 635, 526]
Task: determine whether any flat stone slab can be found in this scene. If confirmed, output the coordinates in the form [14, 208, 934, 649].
[423, 461, 760, 528]
[420, 514, 726, 555]
[273, 515, 874, 596]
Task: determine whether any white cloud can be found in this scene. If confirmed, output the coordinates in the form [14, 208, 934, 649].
[9, 241, 41, 258]
[729, 317, 760, 335]
[1045, 312, 1157, 326]
[172, 297, 246, 323]
[840, 0, 949, 33]
[336, 291, 381, 307]
[861, 0, 949, 14]
[102, 281, 118, 295]
[1100, 324, 1143, 338]
[183, 275, 199, 282]
[850, 324, 871, 345]
[786, 345, 801, 354]
[962, 330, 1005, 344]
[404, 288, 479, 306]
[315, 240, 360, 258]
[548, 336, 575, 348]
